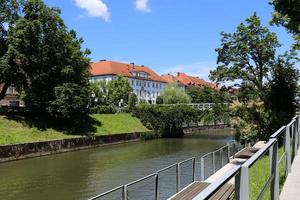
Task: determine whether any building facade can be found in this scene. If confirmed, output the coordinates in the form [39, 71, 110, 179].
[90, 60, 167, 104]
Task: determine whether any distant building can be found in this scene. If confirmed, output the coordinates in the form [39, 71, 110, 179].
[161, 72, 218, 90]
[90, 60, 167, 104]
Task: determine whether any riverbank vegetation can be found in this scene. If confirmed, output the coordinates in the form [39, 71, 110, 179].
[133, 104, 197, 137]
[0, 113, 148, 145]
[210, 14, 299, 143]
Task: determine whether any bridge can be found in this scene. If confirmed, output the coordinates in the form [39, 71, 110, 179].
[88, 115, 300, 200]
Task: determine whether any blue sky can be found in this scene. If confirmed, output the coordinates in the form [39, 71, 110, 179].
[44, 0, 295, 80]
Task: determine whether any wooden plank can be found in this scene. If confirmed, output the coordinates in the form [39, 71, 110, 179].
[169, 182, 234, 200]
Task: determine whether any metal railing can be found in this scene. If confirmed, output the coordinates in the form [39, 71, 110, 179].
[87, 140, 241, 200]
[193, 115, 300, 200]
[188, 103, 215, 111]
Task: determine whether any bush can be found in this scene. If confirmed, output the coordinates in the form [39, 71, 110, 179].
[128, 93, 137, 111]
[133, 104, 197, 137]
[90, 105, 116, 114]
[156, 96, 163, 104]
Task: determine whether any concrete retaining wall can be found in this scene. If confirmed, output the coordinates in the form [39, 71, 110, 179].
[0, 132, 146, 162]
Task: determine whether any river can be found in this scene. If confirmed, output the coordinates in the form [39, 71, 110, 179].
[0, 129, 234, 200]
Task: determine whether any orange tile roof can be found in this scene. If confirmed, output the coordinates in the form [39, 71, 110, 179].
[175, 72, 218, 89]
[90, 61, 167, 83]
[161, 74, 181, 84]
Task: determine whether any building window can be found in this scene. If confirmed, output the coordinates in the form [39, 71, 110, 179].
[156, 83, 158, 88]
[132, 80, 134, 86]
[148, 82, 150, 87]
[152, 83, 154, 88]
[159, 84, 162, 89]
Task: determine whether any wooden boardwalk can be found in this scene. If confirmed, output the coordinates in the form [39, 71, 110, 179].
[168, 182, 234, 200]
[280, 148, 300, 200]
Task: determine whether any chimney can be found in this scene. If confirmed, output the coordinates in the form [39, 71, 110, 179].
[130, 62, 135, 68]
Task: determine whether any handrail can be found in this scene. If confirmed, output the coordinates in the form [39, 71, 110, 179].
[193, 165, 241, 200]
[243, 139, 277, 168]
[270, 126, 286, 138]
[87, 185, 124, 200]
[126, 173, 157, 186]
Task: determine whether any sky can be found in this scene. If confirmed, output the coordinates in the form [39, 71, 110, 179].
[44, 0, 296, 80]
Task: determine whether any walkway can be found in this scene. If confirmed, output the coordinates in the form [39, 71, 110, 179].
[280, 148, 300, 200]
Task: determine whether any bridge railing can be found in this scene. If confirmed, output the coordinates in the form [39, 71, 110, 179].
[87, 140, 241, 200]
[193, 115, 300, 200]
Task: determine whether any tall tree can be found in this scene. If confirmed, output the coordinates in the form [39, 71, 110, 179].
[108, 76, 132, 106]
[210, 14, 281, 100]
[271, 0, 300, 49]
[5, 0, 91, 118]
[0, 0, 23, 100]
[266, 51, 299, 132]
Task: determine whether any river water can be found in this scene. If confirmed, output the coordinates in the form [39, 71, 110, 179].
[0, 130, 234, 200]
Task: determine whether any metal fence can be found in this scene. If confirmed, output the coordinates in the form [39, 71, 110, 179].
[193, 115, 300, 200]
[87, 141, 241, 200]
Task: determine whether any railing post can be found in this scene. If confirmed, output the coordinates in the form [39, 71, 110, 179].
[227, 144, 230, 162]
[239, 166, 249, 200]
[176, 163, 180, 192]
[212, 151, 216, 173]
[221, 149, 224, 167]
[285, 124, 291, 174]
[292, 123, 296, 161]
[200, 157, 204, 181]
[270, 140, 279, 200]
[122, 185, 127, 200]
[155, 173, 159, 200]
[192, 158, 196, 182]
[235, 170, 241, 200]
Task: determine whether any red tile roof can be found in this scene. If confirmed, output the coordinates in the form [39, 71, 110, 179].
[161, 72, 218, 89]
[90, 61, 167, 83]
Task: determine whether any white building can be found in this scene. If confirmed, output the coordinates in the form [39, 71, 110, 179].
[90, 60, 167, 104]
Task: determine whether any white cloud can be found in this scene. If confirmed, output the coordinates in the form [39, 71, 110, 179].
[74, 0, 110, 21]
[135, 0, 151, 13]
[159, 61, 217, 81]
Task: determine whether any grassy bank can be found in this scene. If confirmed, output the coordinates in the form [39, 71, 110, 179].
[0, 113, 149, 145]
[249, 147, 285, 200]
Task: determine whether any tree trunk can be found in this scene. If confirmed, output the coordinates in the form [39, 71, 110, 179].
[0, 83, 9, 100]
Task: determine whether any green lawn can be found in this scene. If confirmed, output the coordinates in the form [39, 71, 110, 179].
[0, 113, 149, 145]
[249, 147, 286, 200]
[91, 114, 149, 134]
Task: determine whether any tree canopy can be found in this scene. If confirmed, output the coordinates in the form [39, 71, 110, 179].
[210, 14, 281, 100]
[160, 83, 191, 104]
[271, 0, 300, 49]
[210, 13, 299, 142]
[108, 76, 132, 106]
[1, 0, 91, 118]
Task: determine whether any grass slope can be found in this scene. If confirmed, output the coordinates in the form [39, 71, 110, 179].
[0, 113, 148, 145]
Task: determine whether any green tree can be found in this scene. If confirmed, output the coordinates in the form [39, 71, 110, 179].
[266, 51, 299, 133]
[128, 93, 137, 111]
[209, 14, 299, 142]
[108, 76, 132, 106]
[160, 83, 191, 104]
[210, 14, 280, 100]
[0, 0, 23, 100]
[6, 0, 91, 118]
[89, 80, 109, 108]
[187, 86, 230, 103]
[271, 0, 300, 49]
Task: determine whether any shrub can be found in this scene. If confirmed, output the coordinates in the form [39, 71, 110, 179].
[156, 96, 163, 104]
[128, 93, 137, 111]
[133, 104, 197, 137]
[90, 105, 116, 114]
